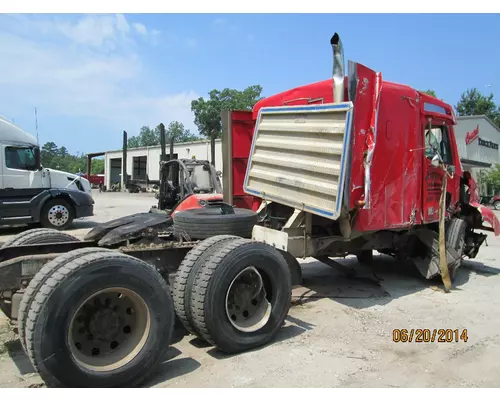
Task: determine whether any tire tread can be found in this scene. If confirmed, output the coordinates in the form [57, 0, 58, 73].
[1, 229, 78, 248]
[25, 251, 170, 388]
[18, 247, 110, 351]
[171, 235, 238, 335]
[189, 238, 253, 345]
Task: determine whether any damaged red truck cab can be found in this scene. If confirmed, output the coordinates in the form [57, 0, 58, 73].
[222, 32, 499, 282]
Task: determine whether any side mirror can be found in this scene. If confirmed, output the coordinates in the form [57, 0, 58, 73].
[431, 154, 440, 168]
[34, 147, 42, 170]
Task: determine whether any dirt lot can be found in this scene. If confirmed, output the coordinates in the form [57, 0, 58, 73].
[1, 191, 500, 388]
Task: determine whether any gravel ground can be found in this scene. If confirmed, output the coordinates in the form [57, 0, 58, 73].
[0, 191, 499, 388]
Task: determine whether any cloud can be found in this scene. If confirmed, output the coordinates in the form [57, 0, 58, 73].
[185, 38, 198, 48]
[211, 17, 238, 33]
[0, 14, 199, 143]
[132, 22, 148, 36]
[211, 18, 226, 26]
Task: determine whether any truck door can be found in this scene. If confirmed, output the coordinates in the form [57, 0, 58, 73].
[1, 144, 44, 219]
[421, 118, 458, 223]
[2, 145, 42, 189]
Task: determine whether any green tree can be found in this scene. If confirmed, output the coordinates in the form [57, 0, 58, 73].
[40, 141, 59, 166]
[91, 159, 105, 174]
[59, 146, 69, 158]
[482, 164, 500, 195]
[455, 88, 500, 128]
[42, 142, 58, 154]
[127, 125, 160, 148]
[39, 141, 88, 173]
[141, 125, 160, 146]
[191, 85, 263, 139]
[422, 89, 437, 97]
[127, 135, 141, 148]
[166, 121, 199, 143]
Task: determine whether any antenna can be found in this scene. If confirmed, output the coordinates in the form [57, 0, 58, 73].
[34, 106, 39, 144]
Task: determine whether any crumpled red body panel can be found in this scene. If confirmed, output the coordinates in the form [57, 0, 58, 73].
[470, 201, 500, 236]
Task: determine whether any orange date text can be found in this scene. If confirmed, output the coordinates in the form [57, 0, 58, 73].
[392, 329, 468, 343]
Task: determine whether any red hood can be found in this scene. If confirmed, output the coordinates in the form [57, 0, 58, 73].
[253, 79, 338, 119]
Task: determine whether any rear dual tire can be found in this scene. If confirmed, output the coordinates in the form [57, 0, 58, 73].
[23, 250, 175, 388]
[171, 235, 240, 336]
[187, 238, 292, 354]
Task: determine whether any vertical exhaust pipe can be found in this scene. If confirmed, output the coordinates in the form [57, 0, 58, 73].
[210, 132, 216, 167]
[330, 32, 345, 104]
[170, 133, 178, 188]
[122, 130, 127, 191]
[169, 135, 174, 160]
[159, 123, 166, 162]
[331, 33, 350, 239]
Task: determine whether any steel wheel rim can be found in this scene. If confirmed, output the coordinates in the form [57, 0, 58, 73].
[68, 287, 151, 372]
[48, 205, 70, 226]
[495, 202, 500, 210]
[225, 266, 271, 333]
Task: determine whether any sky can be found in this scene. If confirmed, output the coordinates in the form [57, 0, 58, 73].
[0, 13, 499, 155]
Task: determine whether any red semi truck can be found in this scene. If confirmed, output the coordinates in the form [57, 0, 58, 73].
[222, 33, 500, 282]
[0, 32, 499, 388]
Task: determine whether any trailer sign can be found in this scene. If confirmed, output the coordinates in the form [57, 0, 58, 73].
[465, 125, 480, 145]
[478, 137, 499, 150]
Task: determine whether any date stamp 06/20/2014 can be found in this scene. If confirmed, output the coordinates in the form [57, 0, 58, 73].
[393, 329, 468, 343]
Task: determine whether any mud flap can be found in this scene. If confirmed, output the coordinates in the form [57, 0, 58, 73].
[84, 212, 172, 246]
[410, 230, 461, 280]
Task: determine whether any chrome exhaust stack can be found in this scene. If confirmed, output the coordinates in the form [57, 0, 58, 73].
[330, 32, 345, 104]
[331, 33, 351, 238]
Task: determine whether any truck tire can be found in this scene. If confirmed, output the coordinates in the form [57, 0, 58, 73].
[171, 235, 239, 335]
[445, 218, 467, 280]
[24, 251, 175, 388]
[40, 198, 75, 230]
[173, 208, 258, 240]
[189, 238, 292, 353]
[1, 228, 79, 249]
[18, 247, 111, 352]
[494, 201, 500, 211]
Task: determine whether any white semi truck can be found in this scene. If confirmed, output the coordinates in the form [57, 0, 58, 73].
[0, 116, 94, 229]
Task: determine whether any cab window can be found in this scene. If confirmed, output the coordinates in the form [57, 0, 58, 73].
[424, 124, 453, 165]
[5, 146, 37, 170]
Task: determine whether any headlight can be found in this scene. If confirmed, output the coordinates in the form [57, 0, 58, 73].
[198, 199, 207, 207]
